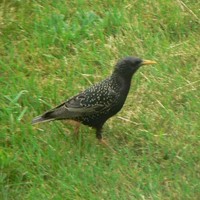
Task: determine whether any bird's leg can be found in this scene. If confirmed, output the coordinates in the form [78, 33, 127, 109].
[67, 120, 81, 136]
[74, 122, 81, 135]
[96, 127, 109, 146]
[96, 126, 103, 140]
[96, 127, 116, 153]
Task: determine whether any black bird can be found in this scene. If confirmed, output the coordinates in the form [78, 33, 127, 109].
[32, 57, 156, 140]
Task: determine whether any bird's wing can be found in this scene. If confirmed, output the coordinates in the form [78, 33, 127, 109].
[65, 95, 104, 113]
[32, 86, 118, 123]
[65, 88, 117, 115]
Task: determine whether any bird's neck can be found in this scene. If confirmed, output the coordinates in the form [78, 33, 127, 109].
[111, 72, 133, 94]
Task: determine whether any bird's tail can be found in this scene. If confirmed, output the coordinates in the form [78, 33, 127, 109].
[32, 103, 67, 125]
[32, 111, 56, 125]
[32, 114, 55, 124]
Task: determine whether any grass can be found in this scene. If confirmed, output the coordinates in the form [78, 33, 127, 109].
[0, 0, 200, 199]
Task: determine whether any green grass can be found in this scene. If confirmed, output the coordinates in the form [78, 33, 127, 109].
[1, 0, 200, 199]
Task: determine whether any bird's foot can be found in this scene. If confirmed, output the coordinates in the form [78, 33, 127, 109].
[67, 120, 81, 137]
[99, 138, 109, 146]
[98, 138, 116, 153]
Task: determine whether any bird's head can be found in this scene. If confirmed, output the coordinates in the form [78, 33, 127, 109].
[114, 56, 156, 77]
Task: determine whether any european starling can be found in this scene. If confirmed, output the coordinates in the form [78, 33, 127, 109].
[32, 57, 156, 140]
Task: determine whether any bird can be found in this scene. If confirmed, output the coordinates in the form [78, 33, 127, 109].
[32, 56, 156, 141]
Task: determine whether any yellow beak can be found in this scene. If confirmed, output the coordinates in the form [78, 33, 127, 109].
[141, 60, 157, 65]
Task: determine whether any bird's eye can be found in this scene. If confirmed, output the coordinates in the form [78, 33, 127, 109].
[135, 59, 142, 65]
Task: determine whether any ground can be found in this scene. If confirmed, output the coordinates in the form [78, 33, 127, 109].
[0, 0, 200, 199]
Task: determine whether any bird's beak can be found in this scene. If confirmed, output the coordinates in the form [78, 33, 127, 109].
[141, 60, 157, 65]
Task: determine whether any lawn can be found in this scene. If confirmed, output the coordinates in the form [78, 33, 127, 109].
[0, 0, 200, 199]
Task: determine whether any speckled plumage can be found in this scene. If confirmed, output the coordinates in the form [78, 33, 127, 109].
[32, 56, 156, 139]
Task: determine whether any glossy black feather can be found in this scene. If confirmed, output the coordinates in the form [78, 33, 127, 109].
[32, 56, 156, 139]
